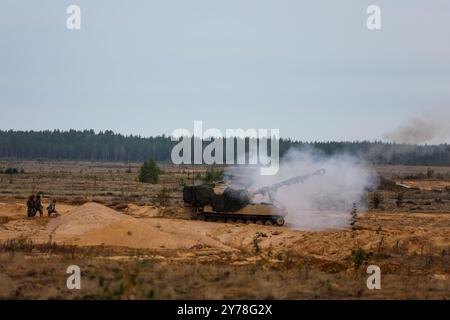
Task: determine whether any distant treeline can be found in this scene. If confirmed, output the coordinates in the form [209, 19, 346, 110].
[0, 130, 449, 166]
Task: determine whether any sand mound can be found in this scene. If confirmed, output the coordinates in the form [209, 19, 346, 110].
[47, 202, 128, 237]
[46, 202, 232, 250]
[75, 218, 232, 250]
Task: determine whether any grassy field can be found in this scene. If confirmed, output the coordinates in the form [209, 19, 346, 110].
[0, 160, 190, 206]
[0, 160, 449, 299]
[1, 160, 450, 214]
[0, 231, 448, 299]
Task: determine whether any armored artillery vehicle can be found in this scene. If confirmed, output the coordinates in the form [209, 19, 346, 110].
[182, 169, 325, 226]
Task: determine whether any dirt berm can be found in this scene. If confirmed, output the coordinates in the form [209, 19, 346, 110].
[46, 202, 233, 250]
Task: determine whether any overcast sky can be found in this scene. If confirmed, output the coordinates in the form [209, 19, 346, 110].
[1, 0, 449, 141]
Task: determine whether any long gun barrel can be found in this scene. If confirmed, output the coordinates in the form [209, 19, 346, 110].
[252, 168, 326, 200]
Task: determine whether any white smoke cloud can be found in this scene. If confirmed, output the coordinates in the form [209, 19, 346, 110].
[228, 147, 378, 230]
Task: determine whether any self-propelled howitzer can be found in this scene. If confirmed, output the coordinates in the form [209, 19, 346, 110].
[182, 169, 326, 226]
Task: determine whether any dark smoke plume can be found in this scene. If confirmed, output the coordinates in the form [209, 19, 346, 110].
[383, 108, 450, 144]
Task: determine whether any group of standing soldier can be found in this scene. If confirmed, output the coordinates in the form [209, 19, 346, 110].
[26, 194, 57, 218]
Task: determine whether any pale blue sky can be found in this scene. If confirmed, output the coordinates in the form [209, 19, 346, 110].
[1, 0, 449, 141]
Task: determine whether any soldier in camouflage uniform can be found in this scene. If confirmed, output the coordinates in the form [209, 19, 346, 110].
[46, 199, 57, 217]
[34, 194, 43, 217]
[26, 194, 36, 218]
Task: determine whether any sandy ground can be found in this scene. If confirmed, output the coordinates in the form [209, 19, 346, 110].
[398, 179, 450, 191]
[1, 163, 448, 299]
[1, 201, 449, 265]
[1, 200, 449, 299]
